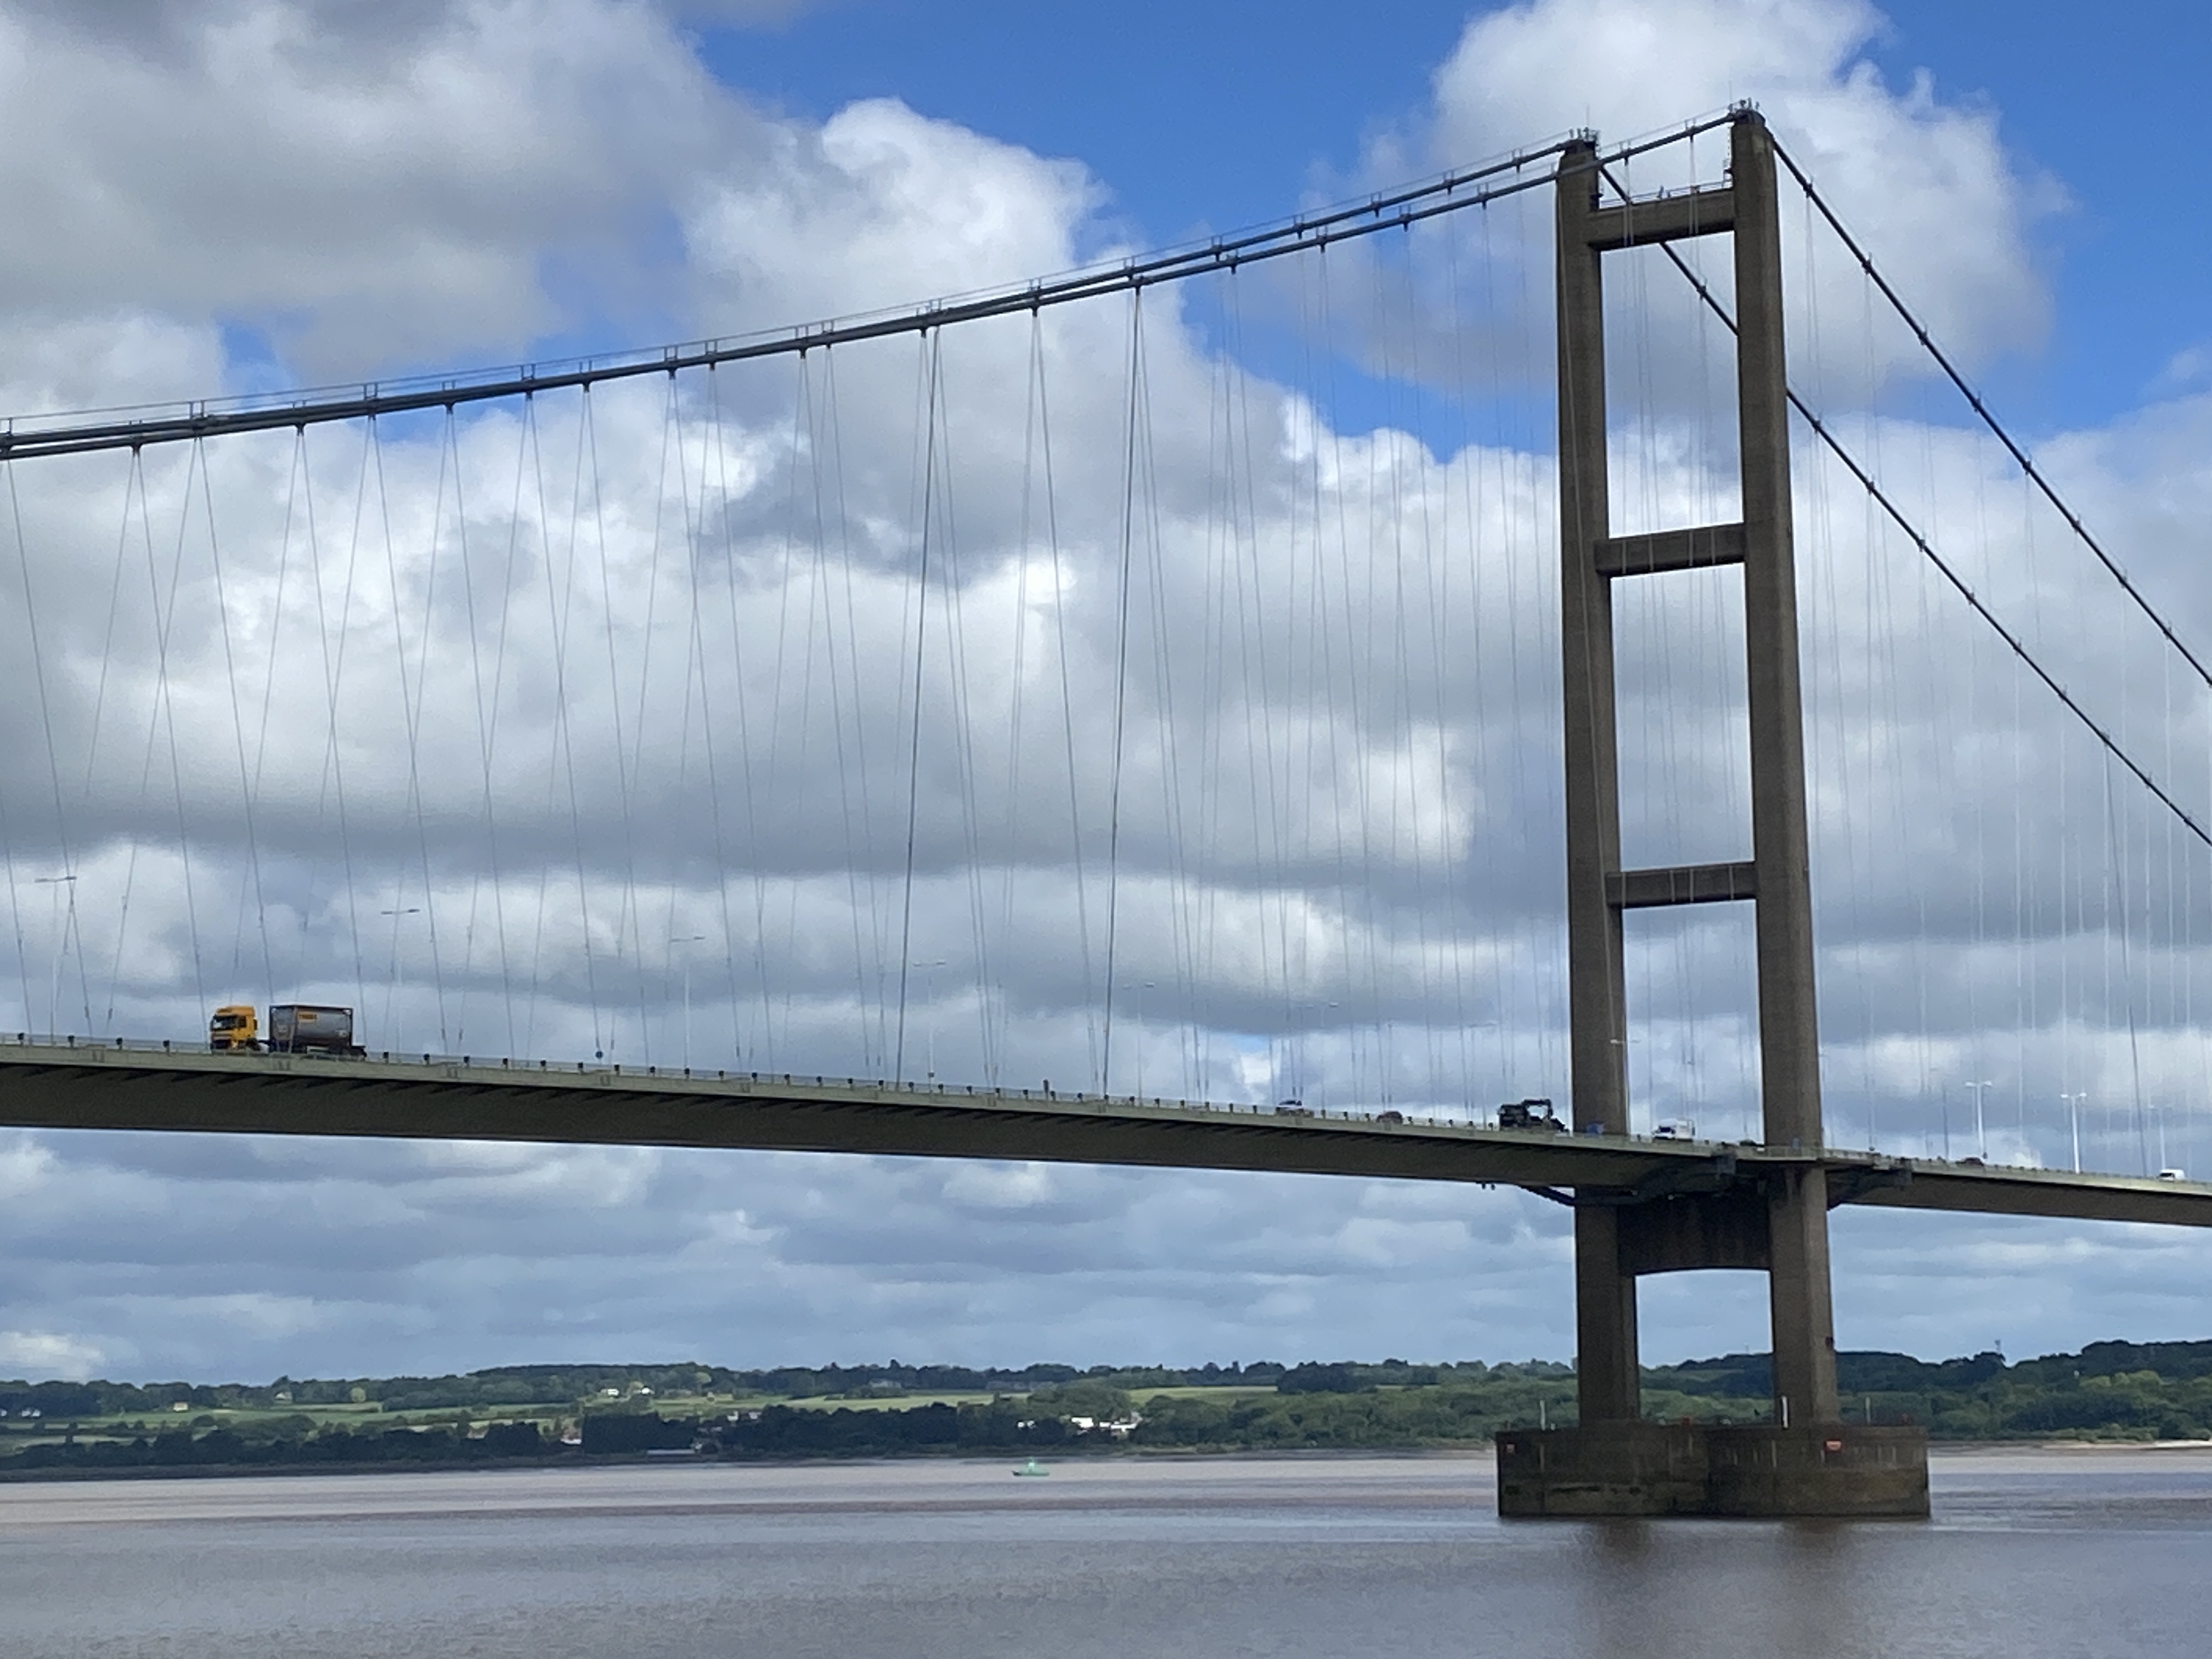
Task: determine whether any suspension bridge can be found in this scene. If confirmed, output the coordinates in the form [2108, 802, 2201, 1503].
[3, 107, 2211, 1513]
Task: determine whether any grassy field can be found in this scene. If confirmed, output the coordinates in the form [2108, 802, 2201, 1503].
[0, 1383, 1313, 1452]
[13, 1343, 2212, 1464]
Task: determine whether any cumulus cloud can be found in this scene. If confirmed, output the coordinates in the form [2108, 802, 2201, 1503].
[0, 0, 2208, 1385]
[684, 99, 1110, 325]
[943, 1161, 1058, 1211]
[0, 0, 752, 377]
[0, 1328, 111, 1379]
[1412, 0, 2054, 402]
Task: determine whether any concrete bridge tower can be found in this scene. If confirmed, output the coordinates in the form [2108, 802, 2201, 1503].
[1497, 109, 1928, 1517]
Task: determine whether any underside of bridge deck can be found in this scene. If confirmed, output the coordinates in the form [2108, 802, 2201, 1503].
[2, 1041, 2208, 1225]
[0, 1031, 2202, 1520]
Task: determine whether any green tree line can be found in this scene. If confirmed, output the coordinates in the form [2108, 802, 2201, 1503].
[10, 1340, 2212, 1476]
[0, 1358, 1370, 1420]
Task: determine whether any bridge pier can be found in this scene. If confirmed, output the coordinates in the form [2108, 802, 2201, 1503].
[1511, 110, 1926, 1519]
[1572, 1208, 1640, 1424]
[1497, 1422, 1929, 1519]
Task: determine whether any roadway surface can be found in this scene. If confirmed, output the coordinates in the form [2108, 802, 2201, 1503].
[2, 1039, 2208, 1227]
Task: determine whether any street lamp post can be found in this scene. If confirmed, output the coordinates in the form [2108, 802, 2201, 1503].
[911, 959, 947, 1082]
[1963, 1079, 1996, 1162]
[32, 873, 77, 1036]
[380, 905, 421, 1046]
[1117, 979, 1160, 1097]
[2059, 1092, 2087, 1174]
[670, 935, 704, 1070]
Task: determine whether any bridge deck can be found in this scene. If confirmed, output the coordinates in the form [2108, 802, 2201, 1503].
[1, 1041, 2207, 1227]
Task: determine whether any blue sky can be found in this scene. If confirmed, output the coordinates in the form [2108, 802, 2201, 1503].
[690, 0, 2212, 431]
[5, 0, 2212, 1385]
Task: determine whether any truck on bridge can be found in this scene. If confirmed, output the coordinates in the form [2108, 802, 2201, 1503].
[1497, 1098, 1564, 1132]
[207, 1005, 365, 1057]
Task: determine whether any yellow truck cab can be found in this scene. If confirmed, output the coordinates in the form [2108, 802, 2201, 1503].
[209, 1005, 260, 1051]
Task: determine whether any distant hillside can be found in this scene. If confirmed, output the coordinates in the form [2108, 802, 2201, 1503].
[5, 1340, 2212, 1476]
[0, 1356, 1566, 1420]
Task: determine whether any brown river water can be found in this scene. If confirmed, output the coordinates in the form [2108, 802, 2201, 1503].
[2, 1448, 2207, 1657]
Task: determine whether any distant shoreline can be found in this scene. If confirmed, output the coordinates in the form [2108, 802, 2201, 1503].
[7, 1436, 2212, 1486]
[12, 1344, 2212, 1479]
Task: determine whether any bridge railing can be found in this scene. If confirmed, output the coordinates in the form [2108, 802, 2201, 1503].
[0, 1032, 1564, 1137]
[0, 1030, 2092, 1169]
[8, 1037, 2126, 1171]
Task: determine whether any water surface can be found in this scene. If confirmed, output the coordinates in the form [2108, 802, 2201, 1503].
[4, 1448, 2207, 1657]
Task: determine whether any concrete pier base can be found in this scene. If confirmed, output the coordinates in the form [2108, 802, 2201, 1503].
[1495, 1422, 1929, 1518]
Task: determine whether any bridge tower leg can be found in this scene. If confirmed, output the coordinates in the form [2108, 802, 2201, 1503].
[1553, 111, 1640, 1434]
[1499, 109, 1924, 1517]
[1731, 109, 1841, 1434]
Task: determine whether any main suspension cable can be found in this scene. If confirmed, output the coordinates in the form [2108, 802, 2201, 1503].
[1622, 171, 2212, 853]
[1770, 135, 2212, 697]
[0, 122, 1751, 463]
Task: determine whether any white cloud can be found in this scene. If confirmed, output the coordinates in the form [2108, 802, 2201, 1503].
[0, 0, 2208, 1387]
[0, 1138, 55, 1201]
[1331, 1215, 1470, 1269]
[1423, 0, 2055, 393]
[0, 0, 749, 377]
[0, 1329, 109, 1379]
[1441, 0, 1879, 142]
[161, 1291, 328, 1339]
[943, 1161, 1057, 1211]
[686, 98, 1111, 329]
